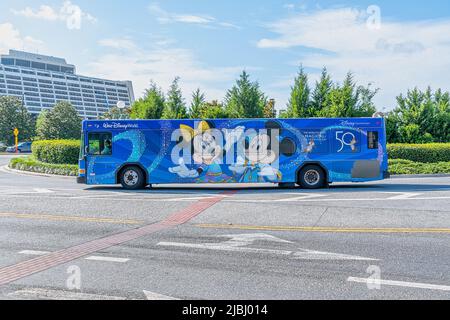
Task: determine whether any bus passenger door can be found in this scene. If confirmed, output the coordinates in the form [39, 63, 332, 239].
[85, 132, 116, 185]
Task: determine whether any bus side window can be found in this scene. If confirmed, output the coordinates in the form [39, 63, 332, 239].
[88, 132, 112, 155]
[367, 131, 379, 150]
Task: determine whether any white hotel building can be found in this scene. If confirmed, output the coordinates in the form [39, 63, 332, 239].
[0, 50, 135, 119]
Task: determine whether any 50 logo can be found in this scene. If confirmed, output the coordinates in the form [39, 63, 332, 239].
[336, 131, 358, 153]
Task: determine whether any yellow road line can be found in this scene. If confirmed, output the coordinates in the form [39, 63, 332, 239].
[0, 212, 144, 225]
[195, 224, 450, 234]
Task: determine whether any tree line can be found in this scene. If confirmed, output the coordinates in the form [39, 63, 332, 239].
[0, 67, 448, 145]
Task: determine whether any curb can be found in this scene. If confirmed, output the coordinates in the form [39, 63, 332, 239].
[1, 165, 76, 180]
[2, 165, 449, 181]
[390, 174, 450, 179]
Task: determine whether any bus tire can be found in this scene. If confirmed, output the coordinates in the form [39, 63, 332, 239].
[120, 166, 146, 190]
[298, 165, 326, 189]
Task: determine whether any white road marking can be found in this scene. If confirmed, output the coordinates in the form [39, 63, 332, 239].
[8, 288, 127, 300]
[220, 233, 293, 245]
[348, 277, 450, 291]
[384, 192, 423, 200]
[85, 256, 129, 263]
[293, 250, 378, 261]
[143, 290, 180, 300]
[158, 241, 294, 255]
[158, 233, 294, 255]
[33, 188, 54, 194]
[0, 188, 54, 195]
[68, 194, 127, 199]
[18, 250, 49, 256]
[157, 234, 377, 261]
[19, 250, 129, 263]
[225, 196, 450, 203]
[275, 193, 327, 202]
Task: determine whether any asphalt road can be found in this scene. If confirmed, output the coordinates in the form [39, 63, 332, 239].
[0, 155, 449, 300]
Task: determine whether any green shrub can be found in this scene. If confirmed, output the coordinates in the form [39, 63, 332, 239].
[389, 159, 450, 175]
[32, 140, 80, 165]
[388, 143, 450, 163]
[9, 156, 78, 176]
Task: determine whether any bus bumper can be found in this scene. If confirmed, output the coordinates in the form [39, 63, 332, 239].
[77, 176, 86, 184]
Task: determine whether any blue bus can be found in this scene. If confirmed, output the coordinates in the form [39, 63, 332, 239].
[77, 118, 389, 190]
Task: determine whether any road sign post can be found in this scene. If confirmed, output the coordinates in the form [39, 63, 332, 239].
[13, 128, 19, 154]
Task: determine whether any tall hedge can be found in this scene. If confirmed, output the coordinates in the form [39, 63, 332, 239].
[32, 140, 80, 165]
[388, 143, 450, 163]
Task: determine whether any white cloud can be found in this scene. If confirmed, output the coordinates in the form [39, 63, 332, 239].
[0, 23, 45, 54]
[98, 38, 137, 51]
[91, 38, 246, 103]
[12, 1, 96, 30]
[11, 5, 59, 21]
[173, 14, 215, 24]
[258, 7, 450, 109]
[148, 3, 239, 29]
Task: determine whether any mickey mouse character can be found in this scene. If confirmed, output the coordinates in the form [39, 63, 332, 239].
[229, 121, 283, 183]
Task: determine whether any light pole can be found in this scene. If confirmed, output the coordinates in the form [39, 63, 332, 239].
[116, 101, 125, 119]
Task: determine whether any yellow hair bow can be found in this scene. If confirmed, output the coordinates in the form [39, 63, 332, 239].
[179, 121, 211, 143]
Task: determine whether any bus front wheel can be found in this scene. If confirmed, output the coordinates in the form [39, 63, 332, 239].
[120, 166, 146, 190]
[298, 165, 326, 189]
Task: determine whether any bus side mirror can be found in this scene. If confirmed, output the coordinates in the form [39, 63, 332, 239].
[85, 145, 89, 155]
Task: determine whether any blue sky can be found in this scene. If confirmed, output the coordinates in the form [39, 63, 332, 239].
[1, 1, 450, 111]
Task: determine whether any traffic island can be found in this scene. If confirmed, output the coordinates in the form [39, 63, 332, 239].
[8, 156, 78, 176]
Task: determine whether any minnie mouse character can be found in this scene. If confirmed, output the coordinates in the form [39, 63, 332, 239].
[169, 121, 233, 183]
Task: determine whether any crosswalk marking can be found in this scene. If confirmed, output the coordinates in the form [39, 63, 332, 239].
[19, 250, 129, 263]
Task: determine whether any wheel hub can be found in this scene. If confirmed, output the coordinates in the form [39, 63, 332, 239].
[304, 170, 320, 185]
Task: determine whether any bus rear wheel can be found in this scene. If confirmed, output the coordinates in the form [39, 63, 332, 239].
[120, 166, 146, 190]
[298, 165, 326, 189]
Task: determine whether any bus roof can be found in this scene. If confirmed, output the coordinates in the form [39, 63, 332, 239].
[82, 117, 385, 131]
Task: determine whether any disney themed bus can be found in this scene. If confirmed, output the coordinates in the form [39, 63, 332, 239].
[77, 117, 389, 190]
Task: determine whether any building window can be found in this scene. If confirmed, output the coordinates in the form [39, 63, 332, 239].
[24, 87, 39, 92]
[5, 68, 20, 73]
[7, 80, 22, 85]
[32, 62, 46, 70]
[8, 90, 23, 95]
[25, 96, 40, 102]
[24, 91, 39, 97]
[15, 59, 31, 68]
[7, 85, 23, 90]
[22, 77, 37, 82]
[61, 67, 75, 74]
[46, 64, 60, 72]
[1, 58, 14, 66]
